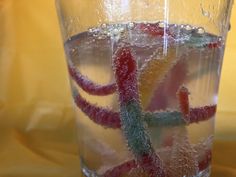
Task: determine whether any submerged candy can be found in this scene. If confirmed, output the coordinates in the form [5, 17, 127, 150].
[68, 59, 117, 96]
[72, 87, 121, 129]
[139, 47, 177, 108]
[67, 23, 219, 177]
[101, 141, 212, 177]
[177, 86, 190, 122]
[113, 46, 165, 177]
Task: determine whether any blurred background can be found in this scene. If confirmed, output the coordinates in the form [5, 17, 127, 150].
[0, 0, 235, 177]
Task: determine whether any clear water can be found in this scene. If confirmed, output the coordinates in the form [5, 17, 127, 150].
[64, 22, 224, 177]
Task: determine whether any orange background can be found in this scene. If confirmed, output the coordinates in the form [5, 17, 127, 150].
[0, 0, 235, 176]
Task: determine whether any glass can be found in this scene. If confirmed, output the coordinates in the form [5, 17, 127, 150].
[55, 0, 234, 177]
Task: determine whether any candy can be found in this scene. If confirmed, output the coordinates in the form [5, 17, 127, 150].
[67, 23, 220, 177]
[72, 86, 121, 129]
[68, 59, 116, 96]
[189, 106, 216, 123]
[144, 105, 216, 127]
[198, 149, 212, 172]
[177, 86, 190, 122]
[167, 128, 198, 177]
[137, 23, 165, 36]
[72, 85, 216, 129]
[139, 47, 177, 108]
[147, 59, 188, 111]
[113, 46, 165, 177]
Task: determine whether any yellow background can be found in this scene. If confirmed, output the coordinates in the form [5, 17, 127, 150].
[0, 0, 235, 177]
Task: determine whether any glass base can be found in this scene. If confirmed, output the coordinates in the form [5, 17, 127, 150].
[81, 160, 211, 177]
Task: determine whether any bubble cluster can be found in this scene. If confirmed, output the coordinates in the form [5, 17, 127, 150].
[86, 22, 222, 52]
[87, 23, 128, 40]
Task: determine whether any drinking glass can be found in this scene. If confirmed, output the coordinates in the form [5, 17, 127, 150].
[55, 0, 234, 176]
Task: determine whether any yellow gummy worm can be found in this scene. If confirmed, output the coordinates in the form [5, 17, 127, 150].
[139, 47, 177, 108]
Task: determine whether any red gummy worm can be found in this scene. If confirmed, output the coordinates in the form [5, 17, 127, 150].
[73, 89, 121, 129]
[177, 86, 216, 123]
[113, 47, 139, 104]
[177, 86, 190, 120]
[138, 23, 165, 36]
[68, 60, 117, 96]
[198, 149, 212, 171]
[206, 41, 222, 49]
[189, 105, 216, 123]
[139, 152, 166, 177]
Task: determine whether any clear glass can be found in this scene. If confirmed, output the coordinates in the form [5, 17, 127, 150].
[55, 1, 234, 177]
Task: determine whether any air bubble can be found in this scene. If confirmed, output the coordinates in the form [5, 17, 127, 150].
[128, 22, 135, 29]
[98, 36, 104, 40]
[102, 30, 108, 35]
[200, 2, 210, 18]
[202, 11, 210, 17]
[180, 24, 185, 29]
[159, 21, 166, 28]
[101, 23, 107, 29]
[185, 25, 192, 31]
[196, 27, 205, 34]
[113, 28, 119, 35]
[119, 27, 125, 33]
[88, 28, 93, 33]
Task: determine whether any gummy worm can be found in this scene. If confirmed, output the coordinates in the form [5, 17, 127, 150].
[68, 59, 117, 96]
[113, 46, 165, 177]
[139, 47, 177, 108]
[72, 87, 216, 129]
[72, 86, 121, 129]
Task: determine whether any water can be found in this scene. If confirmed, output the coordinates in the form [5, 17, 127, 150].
[64, 22, 224, 177]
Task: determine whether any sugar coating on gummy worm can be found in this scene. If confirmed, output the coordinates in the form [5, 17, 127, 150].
[137, 23, 165, 36]
[139, 47, 177, 108]
[72, 83, 216, 130]
[145, 105, 216, 127]
[68, 59, 116, 96]
[72, 87, 121, 129]
[113, 46, 165, 177]
[177, 86, 217, 123]
[72, 84, 216, 130]
[189, 106, 216, 123]
[177, 86, 190, 121]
